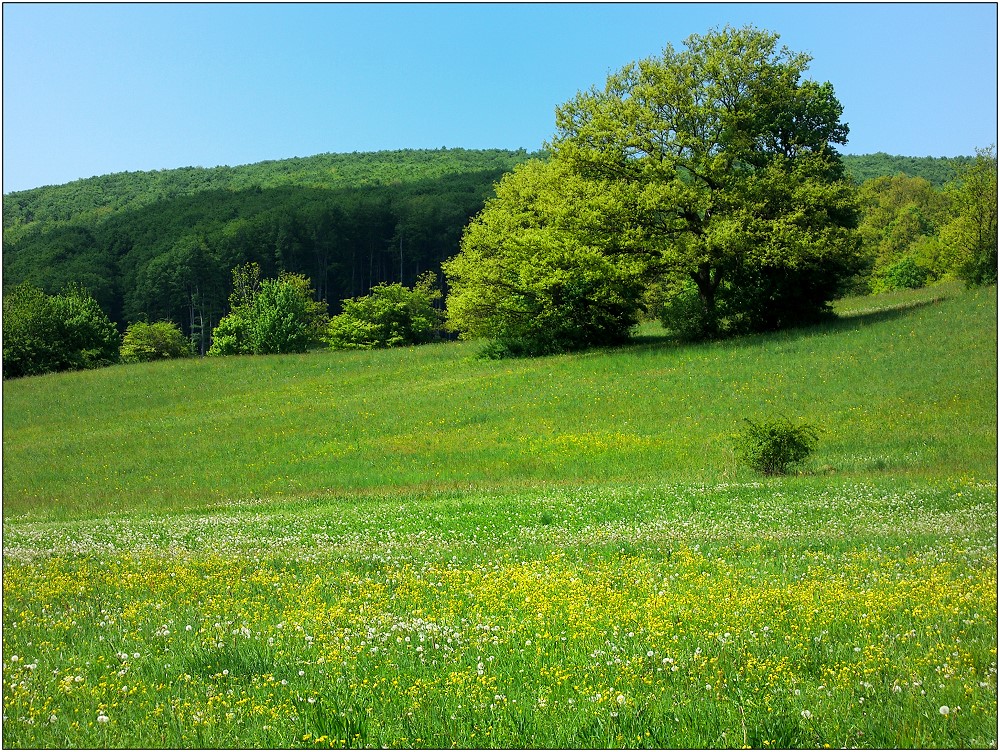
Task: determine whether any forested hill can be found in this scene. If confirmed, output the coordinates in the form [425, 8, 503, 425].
[1, 148, 973, 337]
[2, 148, 539, 332]
[3, 148, 538, 239]
[841, 152, 973, 187]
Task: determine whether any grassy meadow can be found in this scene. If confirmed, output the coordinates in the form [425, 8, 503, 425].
[2, 281, 997, 748]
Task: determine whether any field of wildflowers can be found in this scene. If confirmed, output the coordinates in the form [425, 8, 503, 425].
[4, 480, 996, 748]
[3, 282, 997, 748]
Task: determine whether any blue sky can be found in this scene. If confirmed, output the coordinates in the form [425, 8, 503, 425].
[3, 2, 997, 192]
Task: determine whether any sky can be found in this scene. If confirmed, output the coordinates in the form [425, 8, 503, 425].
[2, 2, 997, 193]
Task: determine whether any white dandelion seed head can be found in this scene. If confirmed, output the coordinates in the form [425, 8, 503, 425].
[939, 705, 950, 716]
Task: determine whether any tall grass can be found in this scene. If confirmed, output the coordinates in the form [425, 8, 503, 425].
[2, 282, 997, 748]
[2, 282, 995, 521]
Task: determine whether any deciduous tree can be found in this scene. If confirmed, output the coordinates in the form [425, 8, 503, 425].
[940, 146, 998, 286]
[2, 282, 119, 378]
[443, 158, 647, 356]
[207, 263, 327, 355]
[551, 25, 861, 338]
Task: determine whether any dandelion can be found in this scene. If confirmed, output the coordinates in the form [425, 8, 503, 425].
[939, 705, 950, 716]
[801, 710, 812, 720]
[617, 694, 626, 704]
[97, 713, 110, 724]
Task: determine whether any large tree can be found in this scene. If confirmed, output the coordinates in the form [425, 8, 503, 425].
[443, 158, 648, 356]
[551, 25, 861, 337]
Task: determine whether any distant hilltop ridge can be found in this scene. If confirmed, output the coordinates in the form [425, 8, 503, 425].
[3, 147, 972, 204]
[3, 148, 544, 230]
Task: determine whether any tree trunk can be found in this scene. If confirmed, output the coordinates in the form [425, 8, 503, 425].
[691, 264, 723, 338]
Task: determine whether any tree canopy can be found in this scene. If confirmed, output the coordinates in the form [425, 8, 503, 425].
[940, 146, 999, 286]
[552, 25, 862, 338]
[841, 153, 974, 187]
[443, 158, 646, 356]
[2, 282, 119, 379]
[3, 149, 538, 340]
[445, 26, 863, 350]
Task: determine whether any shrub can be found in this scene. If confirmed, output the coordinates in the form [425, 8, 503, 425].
[734, 416, 821, 476]
[208, 264, 327, 356]
[871, 256, 931, 293]
[120, 321, 193, 363]
[326, 273, 443, 350]
[3, 282, 119, 379]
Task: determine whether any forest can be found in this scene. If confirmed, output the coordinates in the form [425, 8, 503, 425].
[2, 149, 538, 343]
[0, 146, 990, 358]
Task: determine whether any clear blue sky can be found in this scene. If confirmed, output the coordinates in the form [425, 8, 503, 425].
[3, 2, 997, 192]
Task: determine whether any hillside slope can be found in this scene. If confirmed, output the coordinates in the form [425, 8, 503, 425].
[2, 282, 994, 522]
[842, 152, 972, 186]
[2, 148, 539, 235]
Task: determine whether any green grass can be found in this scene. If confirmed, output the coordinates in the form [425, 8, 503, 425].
[2, 281, 995, 522]
[2, 281, 997, 748]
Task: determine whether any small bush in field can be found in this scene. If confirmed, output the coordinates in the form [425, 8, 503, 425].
[120, 321, 193, 363]
[734, 416, 820, 476]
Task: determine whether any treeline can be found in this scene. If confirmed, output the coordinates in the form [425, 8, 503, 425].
[3, 146, 992, 361]
[842, 153, 974, 187]
[3, 149, 538, 348]
[852, 147, 997, 294]
[2, 148, 537, 238]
